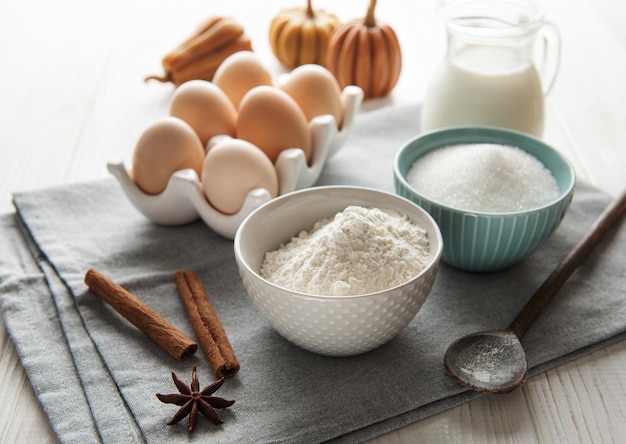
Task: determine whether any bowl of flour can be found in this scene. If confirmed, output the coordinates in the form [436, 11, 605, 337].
[394, 126, 576, 272]
[234, 186, 443, 357]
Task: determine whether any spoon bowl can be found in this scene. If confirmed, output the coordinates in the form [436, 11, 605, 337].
[444, 329, 526, 394]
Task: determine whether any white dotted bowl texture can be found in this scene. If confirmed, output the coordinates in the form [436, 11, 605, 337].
[234, 186, 443, 357]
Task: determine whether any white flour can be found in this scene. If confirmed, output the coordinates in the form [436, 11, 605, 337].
[260, 206, 430, 296]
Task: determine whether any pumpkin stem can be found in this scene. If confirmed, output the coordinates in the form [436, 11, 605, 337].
[306, 0, 315, 18]
[364, 0, 378, 27]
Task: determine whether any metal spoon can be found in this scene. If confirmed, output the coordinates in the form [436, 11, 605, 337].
[444, 188, 626, 394]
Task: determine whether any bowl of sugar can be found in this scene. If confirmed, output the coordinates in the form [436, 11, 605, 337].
[234, 186, 443, 356]
[394, 126, 576, 272]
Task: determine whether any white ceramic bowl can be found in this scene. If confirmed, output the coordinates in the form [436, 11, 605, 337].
[234, 186, 443, 357]
[108, 85, 363, 239]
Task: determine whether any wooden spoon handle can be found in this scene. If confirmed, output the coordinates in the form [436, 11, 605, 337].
[509, 188, 626, 338]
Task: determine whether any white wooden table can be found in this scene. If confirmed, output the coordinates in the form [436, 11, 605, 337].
[1, 0, 625, 442]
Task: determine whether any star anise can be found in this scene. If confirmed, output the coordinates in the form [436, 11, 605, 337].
[156, 366, 235, 432]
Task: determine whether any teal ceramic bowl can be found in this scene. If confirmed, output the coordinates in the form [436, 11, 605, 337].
[394, 126, 576, 272]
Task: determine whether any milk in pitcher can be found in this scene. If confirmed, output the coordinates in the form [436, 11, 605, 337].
[421, 45, 545, 136]
[420, 0, 560, 138]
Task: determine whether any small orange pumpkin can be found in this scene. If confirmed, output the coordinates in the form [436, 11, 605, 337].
[269, 0, 340, 68]
[326, 0, 402, 98]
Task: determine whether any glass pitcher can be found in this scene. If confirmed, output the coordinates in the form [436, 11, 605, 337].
[420, 0, 560, 137]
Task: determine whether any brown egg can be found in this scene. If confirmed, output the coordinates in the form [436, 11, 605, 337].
[202, 138, 279, 214]
[132, 117, 205, 195]
[280, 64, 343, 128]
[237, 85, 311, 163]
[169, 80, 237, 147]
[213, 51, 274, 109]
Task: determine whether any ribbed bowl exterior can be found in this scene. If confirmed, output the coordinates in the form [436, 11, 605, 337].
[394, 126, 576, 272]
[395, 178, 572, 271]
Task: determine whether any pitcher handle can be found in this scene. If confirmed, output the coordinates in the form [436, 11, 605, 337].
[538, 20, 561, 96]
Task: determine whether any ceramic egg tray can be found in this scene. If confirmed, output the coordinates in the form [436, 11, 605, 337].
[108, 85, 363, 239]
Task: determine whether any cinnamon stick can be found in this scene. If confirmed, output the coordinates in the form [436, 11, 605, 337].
[84, 268, 197, 361]
[175, 269, 240, 378]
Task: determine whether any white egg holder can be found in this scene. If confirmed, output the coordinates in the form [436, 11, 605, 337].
[107, 85, 363, 239]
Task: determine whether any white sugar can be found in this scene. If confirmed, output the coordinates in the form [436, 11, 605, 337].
[407, 143, 559, 213]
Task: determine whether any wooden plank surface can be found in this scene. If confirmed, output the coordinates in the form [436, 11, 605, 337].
[1, 0, 625, 442]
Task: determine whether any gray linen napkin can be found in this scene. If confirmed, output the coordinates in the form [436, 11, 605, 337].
[1, 103, 625, 444]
